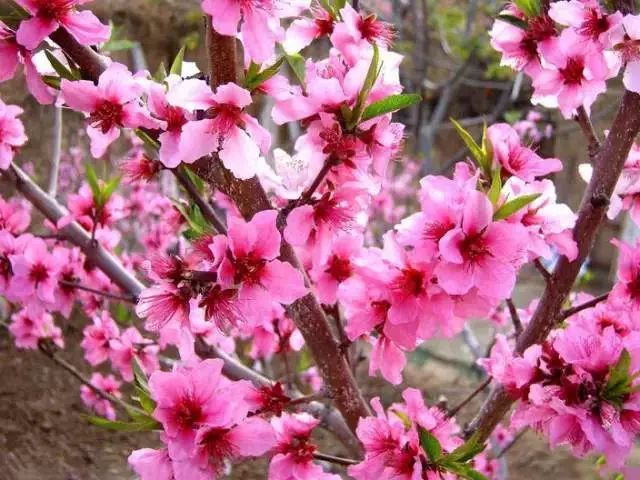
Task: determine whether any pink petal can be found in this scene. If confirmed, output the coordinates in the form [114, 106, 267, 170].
[228, 417, 276, 456]
[249, 210, 281, 260]
[16, 16, 58, 50]
[260, 260, 307, 304]
[62, 10, 111, 46]
[87, 125, 120, 158]
[61, 79, 101, 112]
[178, 120, 218, 164]
[462, 190, 492, 236]
[219, 126, 259, 180]
[284, 205, 315, 245]
[205, 0, 242, 36]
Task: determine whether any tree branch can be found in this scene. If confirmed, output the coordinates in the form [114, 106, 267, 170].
[466, 90, 640, 444]
[505, 298, 522, 337]
[560, 292, 609, 320]
[48, 106, 62, 197]
[575, 106, 600, 160]
[173, 166, 227, 234]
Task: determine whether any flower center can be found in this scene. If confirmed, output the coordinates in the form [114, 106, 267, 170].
[29, 262, 49, 284]
[460, 233, 490, 263]
[174, 395, 205, 431]
[357, 15, 394, 46]
[165, 106, 187, 132]
[325, 255, 352, 282]
[559, 57, 585, 85]
[34, 0, 74, 20]
[394, 268, 425, 296]
[89, 100, 124, 134]
[233, 255, 266, 285]
[578, 8, 610, 39]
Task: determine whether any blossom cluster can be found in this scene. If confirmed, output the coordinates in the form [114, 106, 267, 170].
[491, 0, 640, 117]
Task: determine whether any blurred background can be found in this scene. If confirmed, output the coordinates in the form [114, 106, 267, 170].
[0, 0, 636, 478]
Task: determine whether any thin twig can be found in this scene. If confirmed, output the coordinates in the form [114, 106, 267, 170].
[575, 106, 600, 160]
[173, 166, 227, 234]
[36, 340, 145, 416]
[533, 258, 551, 283]
[446, 378, 491, 419]
[313, 452, 359, 466]
[48, 106, 62, 197]
[560, 292, 609, 320]
[298, 159, 335, 205]
[491, 428, 528, 459]
[59, 279, 137, 303]
[505, 298, 522, 337]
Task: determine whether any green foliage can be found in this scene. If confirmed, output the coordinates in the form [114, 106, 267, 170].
[285, 52, 307, 86]
[85, 165, 121, 209]
[172, 200, 213, 240]
[602, 349, 640, 408]
[493, 193, 540, 221]
[169, 45, 186, 76]
[103, 23, 137, 52]
[360, 94, 422, 122]
[418, 427, 442, 462]
[347, 44, 381, 129]
[450, 118, 492, 176]
[244, 57, 286, 91]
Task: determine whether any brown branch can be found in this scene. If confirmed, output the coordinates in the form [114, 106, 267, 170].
[2, 164, 145, 297]
[560, 292, 609, 320]
[575, 106, 600, 160]
[466, 90, 640, 444]
[505, 298, 522, 337]
[446, 378, 491, 419]
[533, 258, 551, 283]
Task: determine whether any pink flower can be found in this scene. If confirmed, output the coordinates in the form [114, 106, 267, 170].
[109, 326, 159, 381]
[61, 62, 160, 158]
[15, 0, 110, 50]
[0, 197, 30, 234]
[136, 282, 191, 331]
[167, 80, 270, 179]
[128, 448, 175, 480]
[283, 8, 334, 53]
[531, 28, 615, 118]
[0, 99, 27, 170]
[80, 373, 122, 420]
[436, 190, 527, 300]
[0, 22, 55, 104]
[269, 413, 340, 480]
[201, 0, 284, 63]
[9, 236, 63, 304]
[81, 310, 120, 366]
[487, 123, 562, 181]
[147, 78, 190, 168]
[611, 238, 640, 311]
[9, 305, 64, 349]
[309, 233, 362, 304]
[479, 334, 541, 393]
[330, 4, 394, 64]
[217, 210, 307, 318]
[613, 14, 640, 94]
[548, 0, 622, 47]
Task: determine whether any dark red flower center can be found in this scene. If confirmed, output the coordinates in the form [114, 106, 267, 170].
[394, 268, 425, 296]
[578, 8, 610, 39]
[165, 106, 188, 132]
[29, 262, 49, 284]
[325, 255, 352, 282]
[34, 0, 74, 20]
[559, 57, 585, 85]
[89, 100, 124, 134]
[460, 233, 490, 263]
[281, 436, 316, 462]
[357, 15, 394, 46]
[173, 395, 205, 431]
[233, 255, 266, 285]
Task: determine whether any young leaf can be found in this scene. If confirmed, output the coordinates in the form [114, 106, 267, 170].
[445, 437, 486, 463]
[493, 193, 540, 221]
[153, 62, 168, 82]
[44, 50, 78, 80]
[418, 426, 442, 462]
[42, 75, 61, 89]
[348, 44, 381, 129]
[86, 415, 160, 432]
[496, 14, 529, 29]
[245, 57, 285, 90]
[132, 357, 150, 393]
[360, 93, 422, 122]
[286, 53, 306, 86]
[487, 167, 502, 206]
[85, 165, 101, 202]
[169, 45, 186, 76]
[391, 409, 412, 429]
[135, 129, 161, 151]
[100, 175, 121, 206]
[513, 0, 541, 17]
[451, 118, 487, 171]
[602, 349, 633, 406]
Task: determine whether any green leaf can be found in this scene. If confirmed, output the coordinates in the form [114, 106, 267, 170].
[445, 438, 486, 463]
[153, 62, 168, 82]
[296, 348, 313, 372]
[135, 129, 161, 151]
[285, 53, 306, 86]
[360, 93, 422, 122]
[183, 167, 206, 194]
[169, 45, 186, 76]
[603, 349, 634, 407]
[418, 426, 442, 462]
[441, 461, 489, 480]
[513, 0, 541, 17]
[318, 0, 337, 18]
[86, 415, 160, 432]
[134, 387, 156, 414]
[132, 357, 150, 393]
[245, 57, 285, 90]
[42, 75, 61, 89]
[496, 14, 529, 29]
[85, 165, 101, 202]
[487, 167, 502, 206]
[100, 175, 121, 206]
[451, 118, 488, 172]
[493, 193, 541, 221]
[348, 44, 381, 129]
[391, 409, 411, 429]
[44, 50, 78, 80]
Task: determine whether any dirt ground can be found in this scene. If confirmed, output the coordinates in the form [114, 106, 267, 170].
[0, 306, 623, 480]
